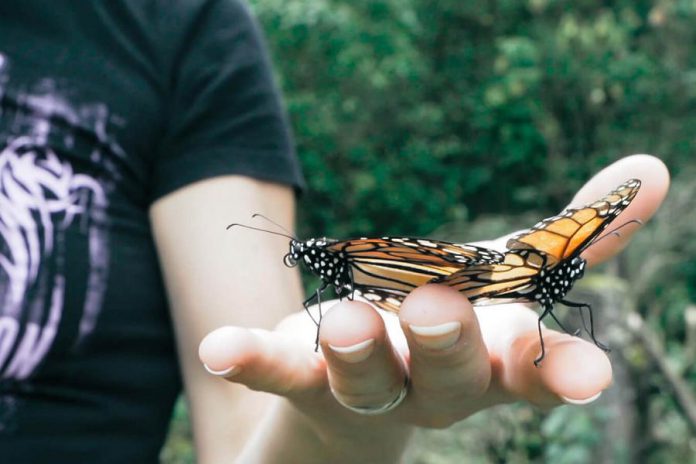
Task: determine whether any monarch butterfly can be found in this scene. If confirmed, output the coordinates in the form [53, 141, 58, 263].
[229, 178, 641, 363]
[282, 236, 505, 312]
[432, 178, 641, 363]
[227, 218, 504, 329]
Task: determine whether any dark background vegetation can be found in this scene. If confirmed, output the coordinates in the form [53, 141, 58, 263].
[161, 0, 696, 462]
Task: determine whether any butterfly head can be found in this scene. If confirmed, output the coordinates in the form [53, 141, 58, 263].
[283, 239, 304, 267]
[569, 256, 586, 280]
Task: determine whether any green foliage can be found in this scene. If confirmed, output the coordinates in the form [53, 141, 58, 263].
[160, 397, 195, 464]
[251, 0, 694, 239]
[410, 404, 614, 464]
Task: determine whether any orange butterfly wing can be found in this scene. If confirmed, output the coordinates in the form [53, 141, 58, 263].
[433, 249, 546, 304]
[434, 178, 641, 304]
[506, 179, 641, 262]
[326, 238, 504, 311]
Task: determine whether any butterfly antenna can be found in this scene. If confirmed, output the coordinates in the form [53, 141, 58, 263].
[591, 219, 644, 246]
[226, 223, 295, 240]
[252, 213, 298, 239]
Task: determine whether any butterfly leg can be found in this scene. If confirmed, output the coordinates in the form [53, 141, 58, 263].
[554, 301, 591, 340]
[313, 287, 324, 352]
[302, 292, 320, 326]
[577, 306, 592, 339]
[303, 282, 329, 327]
[561, 299, 610, 352]
[303, 284, 331, 352]
[534, 306, 552, 367]
[349, 266, 356, 301]
[546, 310, 581, 337]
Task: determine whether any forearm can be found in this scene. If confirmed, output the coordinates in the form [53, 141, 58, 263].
[238, 398, 414, 464]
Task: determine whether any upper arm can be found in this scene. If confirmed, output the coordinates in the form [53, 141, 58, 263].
[149, 175, 304, 460]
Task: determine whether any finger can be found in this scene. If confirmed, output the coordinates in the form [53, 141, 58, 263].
[198, 326, 326, 396]
[319, 300, 407, 413]
[499, 330, 612, 407]
[569, 154, 670, 267]
[477, 304, 612, 408]
[399, 285, 491, 425]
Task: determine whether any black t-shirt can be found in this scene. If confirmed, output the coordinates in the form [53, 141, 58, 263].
[0, 1, 303, 461]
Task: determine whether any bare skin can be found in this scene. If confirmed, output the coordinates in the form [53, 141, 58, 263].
[155, 155, 669, 463]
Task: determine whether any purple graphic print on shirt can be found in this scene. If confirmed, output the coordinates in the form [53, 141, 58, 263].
[0, 53, 119, 383]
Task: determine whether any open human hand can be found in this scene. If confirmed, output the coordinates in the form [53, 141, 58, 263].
[199, 154, 669, 430]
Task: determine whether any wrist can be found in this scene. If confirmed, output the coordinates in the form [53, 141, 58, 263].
[239, 397, 414, 464]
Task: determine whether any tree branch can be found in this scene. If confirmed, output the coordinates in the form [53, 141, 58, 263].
[625, 311, 696, 435]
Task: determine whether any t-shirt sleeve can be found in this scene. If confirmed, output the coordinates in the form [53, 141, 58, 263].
[150, 0, 304, 201]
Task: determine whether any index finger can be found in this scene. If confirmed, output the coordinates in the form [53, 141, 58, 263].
[478, 155, 670, 266]
[569, 154, 670, 267]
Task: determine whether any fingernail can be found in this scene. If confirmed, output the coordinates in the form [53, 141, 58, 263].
[409, 321, 462, 350]
[204, 363, 241, 377]
[561, 391, 602, 405]
[328, 338, 375, 363]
